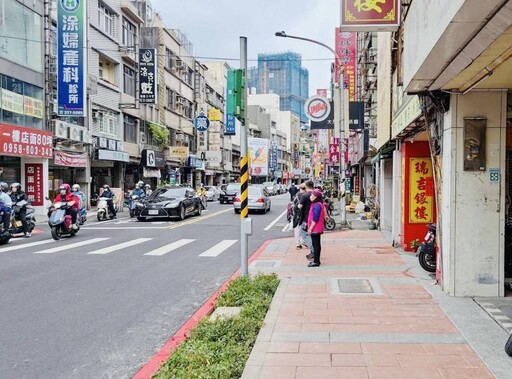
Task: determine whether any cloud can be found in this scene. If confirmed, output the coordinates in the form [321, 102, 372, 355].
[151, 0, 339, 94]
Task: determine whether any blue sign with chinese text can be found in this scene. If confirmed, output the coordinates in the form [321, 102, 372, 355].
[57, 0, 86, 116]
[225, 114, 236, 135]
[193, 115, 210, 132]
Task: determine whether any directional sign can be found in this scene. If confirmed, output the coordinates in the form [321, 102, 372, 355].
[193, 115, 210, 132]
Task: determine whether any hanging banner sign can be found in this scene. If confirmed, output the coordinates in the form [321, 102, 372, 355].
[57, 0, 87, 116]
[335, 28, 357, 101]
[225, 114, 236, 136]
[54, 150, 87, 167]
[25, 163, 44, 206]
[341, 0, 400, 31]
[139, 48, 157, 104]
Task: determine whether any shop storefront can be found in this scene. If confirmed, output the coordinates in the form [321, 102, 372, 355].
[91, 137, 129, 196]
[141, 149, 166, 188]
[0, 123, 53, 215]
[49, 150, 88, 200]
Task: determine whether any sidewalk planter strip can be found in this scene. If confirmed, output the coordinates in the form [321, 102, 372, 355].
[154, 273, 279, 379]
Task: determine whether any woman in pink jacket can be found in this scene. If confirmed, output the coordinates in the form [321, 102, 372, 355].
[307, 189, 325, 267]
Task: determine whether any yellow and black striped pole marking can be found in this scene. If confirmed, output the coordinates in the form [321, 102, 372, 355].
[240, 155, 249, 219]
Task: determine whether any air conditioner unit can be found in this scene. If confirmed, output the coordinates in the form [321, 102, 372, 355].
[82, 130, 92, 144]
[52, 120, 68, 139]
[69, 126, 83, 142]
[92, 110, 99, 119]
[140, 132, 147, 144]
[174, 58, 184, 69]
[176, 97, 185, 106]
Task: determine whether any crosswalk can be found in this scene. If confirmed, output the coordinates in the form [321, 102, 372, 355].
[0, 237, 239, 258]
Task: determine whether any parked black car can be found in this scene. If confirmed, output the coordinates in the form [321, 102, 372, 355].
[136, 187, 202, 221]
[219, 183, 241, 204]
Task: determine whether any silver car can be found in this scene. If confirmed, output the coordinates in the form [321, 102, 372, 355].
[205, 186, 220, 201]
[234, 186, 271, 214]
[262, 181, 277, 196]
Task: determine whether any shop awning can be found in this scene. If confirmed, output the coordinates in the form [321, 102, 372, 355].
[371, 141, 397, 164]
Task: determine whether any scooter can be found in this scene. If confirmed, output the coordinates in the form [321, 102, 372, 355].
[10, 201, 36, 235]
[48, 200, 79, 240]
[417, 223, 437, 273]
[323, 198, 336, 231]
[129, 194, 142, 218]
[0, 204, 12, 245]
[96, 197, 115, 221]
[78, 206, 87, 225]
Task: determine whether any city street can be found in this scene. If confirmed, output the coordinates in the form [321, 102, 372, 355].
[0, 193, 292, 379]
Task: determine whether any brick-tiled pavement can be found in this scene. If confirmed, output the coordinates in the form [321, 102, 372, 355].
[242, 230, 497, 379]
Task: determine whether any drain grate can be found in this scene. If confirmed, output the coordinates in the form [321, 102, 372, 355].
[337, 279, 374, 293]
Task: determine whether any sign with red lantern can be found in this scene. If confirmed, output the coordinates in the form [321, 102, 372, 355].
[0, 124, 53, 158]
[335, 28, 357, 101]
[25, 163, 44, 206]
[341, 0, 400, 31]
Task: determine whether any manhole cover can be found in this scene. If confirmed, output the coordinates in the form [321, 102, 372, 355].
[337, 279, 374, 293]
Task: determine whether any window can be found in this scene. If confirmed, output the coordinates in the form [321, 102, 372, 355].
[165, 48, 175, 69]
[123, 65, 135, 97]
[124, 115, 137, 143]
[122, 18, 136, 48]
[183, 68, 193, 86]
[98, 55, 116, 85]
[166, 87, 176, 109]
[95, 110, 118, 136]
[98, 3, 115, 37]
[184, 99, 193, 119]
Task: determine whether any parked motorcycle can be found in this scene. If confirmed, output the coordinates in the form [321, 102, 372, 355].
[48, 200, 79, 240]
[323, 198, 336, 231]
[129, 194, 142, 218]
[10, 200, 36, 235]
[417, 223, 437, 272]
[96, 197, 115, 221]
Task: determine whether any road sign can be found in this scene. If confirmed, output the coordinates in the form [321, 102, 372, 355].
[193, 115, 210, 132]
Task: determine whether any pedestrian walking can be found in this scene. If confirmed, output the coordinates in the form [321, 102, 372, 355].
[298, 180, 314, 255]
[288, 183, 298, 201]
[306, 189, 325, 267]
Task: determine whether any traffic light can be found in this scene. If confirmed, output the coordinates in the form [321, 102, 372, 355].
[226, 69, 245, 121]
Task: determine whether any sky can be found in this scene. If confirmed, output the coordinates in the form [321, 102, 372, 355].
[150, 0, 340, 96]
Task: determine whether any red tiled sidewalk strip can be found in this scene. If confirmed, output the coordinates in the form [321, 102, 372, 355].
[242, 230, 496, 379]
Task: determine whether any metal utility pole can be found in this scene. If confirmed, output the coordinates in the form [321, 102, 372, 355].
[239, 36, 251, 277]
[275, 31, 347, 225]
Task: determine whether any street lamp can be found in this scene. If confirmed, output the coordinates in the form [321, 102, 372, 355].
[275, 30, 347, 226]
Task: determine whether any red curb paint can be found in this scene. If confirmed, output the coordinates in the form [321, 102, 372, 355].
[133, 238, 273, 379]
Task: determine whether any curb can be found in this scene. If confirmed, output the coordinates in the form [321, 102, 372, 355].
[133, 238, 273, 379]
[476, 301, 512, 334]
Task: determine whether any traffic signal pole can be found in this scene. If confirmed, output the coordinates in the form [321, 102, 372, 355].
[239, 36, 251, 277]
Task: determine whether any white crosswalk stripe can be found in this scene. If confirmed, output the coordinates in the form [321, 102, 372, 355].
[198, 240, 237, 257]
[88, 238, 152, 255]
[34, 238, 110, 254]
[144, 239, 195, 256]
[0, 239, 55, 253]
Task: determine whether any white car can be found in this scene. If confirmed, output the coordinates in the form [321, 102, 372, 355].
[205, 186, 220, 201]
[263, 181, 277, 196]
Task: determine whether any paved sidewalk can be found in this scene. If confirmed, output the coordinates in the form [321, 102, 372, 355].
[242, 230, 512, 379]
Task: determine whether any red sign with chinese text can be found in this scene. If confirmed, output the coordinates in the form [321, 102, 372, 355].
[341, 0, 400, 31]
[335, 28, 357, 101]
[25, 163, 44, 206]
[329, 137, 340, 165]
[54, 151, 87, 167]
[0, 124, 53, 158]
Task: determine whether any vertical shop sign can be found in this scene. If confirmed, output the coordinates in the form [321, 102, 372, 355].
[139, 48, 157, 104]
[329, 137, 340, 165]
[409, 158, 434, 223]
[57, 0, 87, 116]
[25, 163, 44, 206]
[225, 114, 236, 135]
[335, 28, 357, 101]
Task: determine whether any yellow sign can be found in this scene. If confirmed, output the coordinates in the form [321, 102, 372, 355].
[168, 146, 189, 159]
[208, 108, 221, 121]
[409, 158, 434, 223]
[1, 89, 24, 115]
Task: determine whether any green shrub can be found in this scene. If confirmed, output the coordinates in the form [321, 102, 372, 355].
[154, 273, 279, 379]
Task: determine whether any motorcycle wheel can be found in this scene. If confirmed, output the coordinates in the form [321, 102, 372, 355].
[505, 333, 512, 356]
[51, 226, 62, 241]
[325, 217, 336, 231]
[97, 212, 104, 222]
[129, 209, 135, 218]
[418, 247, 436, 273]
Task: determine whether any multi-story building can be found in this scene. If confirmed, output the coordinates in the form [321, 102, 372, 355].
[373, 0, 512, 297]
[247, 52, 309, 124]
[0, 0, 50, 215]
